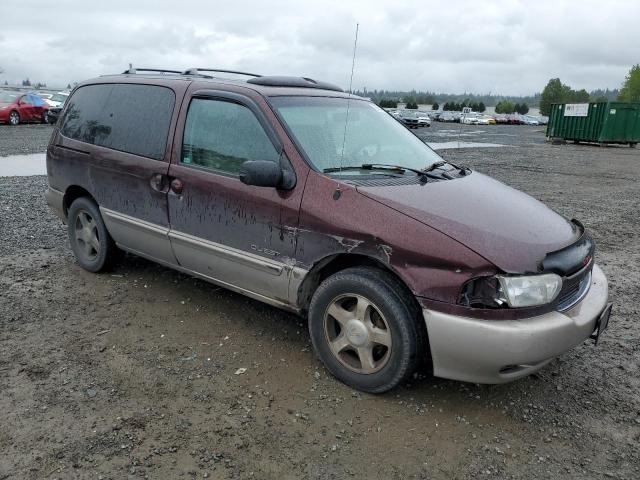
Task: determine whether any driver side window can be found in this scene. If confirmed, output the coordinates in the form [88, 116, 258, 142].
[182, 98, 280, 175]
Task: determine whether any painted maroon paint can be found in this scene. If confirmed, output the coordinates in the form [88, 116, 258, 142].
[47, 73, 592, 322]
[47, 77, 190, 228]
[166, 81, 311, 289]
[356, 172, 580, 274]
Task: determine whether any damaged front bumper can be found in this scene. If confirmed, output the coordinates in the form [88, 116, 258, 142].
[422, 264, 610, 384]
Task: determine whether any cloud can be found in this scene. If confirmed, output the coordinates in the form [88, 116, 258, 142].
[0, 0, 638, 94]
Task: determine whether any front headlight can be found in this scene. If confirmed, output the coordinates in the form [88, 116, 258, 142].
[497, 273, 563, 308]
[459, 273, 563, 309]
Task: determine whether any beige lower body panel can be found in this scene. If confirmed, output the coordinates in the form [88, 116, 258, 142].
[100, 207, 305, 310]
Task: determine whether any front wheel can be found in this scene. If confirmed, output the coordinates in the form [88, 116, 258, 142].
[67, 197, 120, 272]
[308, 267, 425, 393]
[8, 111, 19, 125]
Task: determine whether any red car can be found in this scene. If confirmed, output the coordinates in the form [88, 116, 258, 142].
[0, 91, 50, 125]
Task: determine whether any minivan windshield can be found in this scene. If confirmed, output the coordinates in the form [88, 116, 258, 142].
[270, 96, 443, 175]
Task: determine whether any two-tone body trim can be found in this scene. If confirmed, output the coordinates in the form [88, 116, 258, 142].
[100, 207, 307, 310]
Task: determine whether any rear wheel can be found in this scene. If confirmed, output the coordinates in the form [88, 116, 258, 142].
[8, 111, 19, 125]
[67, 197, 119, 272]
[308, 267, 424, 393]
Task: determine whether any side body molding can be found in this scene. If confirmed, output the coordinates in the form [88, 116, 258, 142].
[100, 207, 308, 310]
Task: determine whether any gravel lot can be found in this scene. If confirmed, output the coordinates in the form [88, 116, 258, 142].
[1, 123, 639, 479]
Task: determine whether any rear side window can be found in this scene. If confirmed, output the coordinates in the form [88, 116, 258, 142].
[181, 98, 279, 175]
[61, 84, 175, 160]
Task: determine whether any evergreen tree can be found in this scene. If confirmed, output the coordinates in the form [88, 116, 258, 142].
[618, 64, 640, 102]
[432, 102, 439, 110]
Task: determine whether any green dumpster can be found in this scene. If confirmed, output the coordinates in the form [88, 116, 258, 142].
[546, 102, 640, 146]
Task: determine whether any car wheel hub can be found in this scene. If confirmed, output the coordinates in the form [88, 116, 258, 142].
[323, 294, 392, 374]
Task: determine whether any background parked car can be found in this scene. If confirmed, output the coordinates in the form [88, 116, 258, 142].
[506, 114, 524, 125]
[521, 115, 540, 126]
[416, 112, 431, 127]
[399, 111, 420, 128]
[493, 114, 509, 124]
[44, 91, 70, 108]
[0, 91, 50, 125]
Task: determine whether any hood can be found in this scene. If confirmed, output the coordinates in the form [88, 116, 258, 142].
[0, 102, 12, 108]
[357, 172, 580, 273]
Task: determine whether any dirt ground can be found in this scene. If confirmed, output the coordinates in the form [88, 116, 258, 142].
[1, 123, 639, 479]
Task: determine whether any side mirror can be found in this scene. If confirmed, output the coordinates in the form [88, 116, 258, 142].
[239, 160, 284, 188]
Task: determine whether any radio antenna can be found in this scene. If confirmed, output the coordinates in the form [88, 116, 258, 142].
[338, 23, 359, 174]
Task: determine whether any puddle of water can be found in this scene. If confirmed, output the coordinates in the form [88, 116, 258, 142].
[427, 141, 509, 150]
[0, 153, 47, 176]
[0, 144, 506, 176]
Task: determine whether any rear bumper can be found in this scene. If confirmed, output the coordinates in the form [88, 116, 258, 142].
[45, 186, 66, 222]
[423, 264, 609, 384]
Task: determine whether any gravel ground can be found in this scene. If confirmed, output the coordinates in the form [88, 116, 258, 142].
[0, 124, 54, 156]
[1, 123, 639, 479]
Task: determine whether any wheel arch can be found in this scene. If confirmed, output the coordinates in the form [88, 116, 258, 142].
[63, 185, 97, 218]
[296, 253, 419, 316]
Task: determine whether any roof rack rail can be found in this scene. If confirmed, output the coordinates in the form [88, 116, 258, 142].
[123, 67, 183, 75]
[184, 68, 262, 78]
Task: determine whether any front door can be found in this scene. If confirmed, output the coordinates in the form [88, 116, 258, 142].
[167, 90, 304, 306]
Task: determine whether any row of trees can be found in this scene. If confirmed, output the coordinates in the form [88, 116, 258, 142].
[358, 88, 539, 108]
[494, 101, 529, 114]
[443, 100, 486, 112]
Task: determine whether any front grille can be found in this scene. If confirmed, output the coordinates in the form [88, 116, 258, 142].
[557, 266, 592, 311]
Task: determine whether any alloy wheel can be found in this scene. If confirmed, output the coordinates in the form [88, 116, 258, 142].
[9, 111, 19, 125]
[323, 294, 392, 374]
[74, 209, 100, 261]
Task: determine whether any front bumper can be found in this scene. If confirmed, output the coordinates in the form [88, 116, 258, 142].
[423, 264, 609, 384]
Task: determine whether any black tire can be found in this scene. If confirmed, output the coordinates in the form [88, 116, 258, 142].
[42, 110, 49, 124]
[308, 267, 425, 393]
[67, 197, 119, 272]
[8, 110, 20, 126]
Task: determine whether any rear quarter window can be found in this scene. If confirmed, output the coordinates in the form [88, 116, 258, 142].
[60, 84, 175, 160]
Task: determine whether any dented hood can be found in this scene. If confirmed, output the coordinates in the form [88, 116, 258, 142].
[356, 172, 580, 273]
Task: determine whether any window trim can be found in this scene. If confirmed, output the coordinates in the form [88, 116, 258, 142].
[179, 90, 285, 178]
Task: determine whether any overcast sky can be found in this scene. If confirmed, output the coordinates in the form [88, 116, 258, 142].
[0, 0, 637, 95]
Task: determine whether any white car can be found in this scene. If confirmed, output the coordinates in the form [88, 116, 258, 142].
[45, 92, 70, 108]
[416, 112, 431, 127]
[522, 115, 540, 126]
[460, 112, 479, 125]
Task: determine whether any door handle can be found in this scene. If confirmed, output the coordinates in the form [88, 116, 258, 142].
[170, 178, 184, 195]
[150, 173, 169, 192]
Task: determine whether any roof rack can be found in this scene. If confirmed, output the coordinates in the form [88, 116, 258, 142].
[183, 68, 262, 78]
[123, 67, 183, 75]
[247, 76, 343, 92]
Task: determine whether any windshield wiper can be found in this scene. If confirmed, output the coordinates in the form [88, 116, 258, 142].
[423, 161, 447, 172]
[323, 163, 440, 180]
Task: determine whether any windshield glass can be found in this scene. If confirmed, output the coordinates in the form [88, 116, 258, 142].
[270, 96, 443, 175]
[0, 91, 19, 103]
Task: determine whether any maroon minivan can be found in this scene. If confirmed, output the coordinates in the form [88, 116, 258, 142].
[45, 68, 612, 392]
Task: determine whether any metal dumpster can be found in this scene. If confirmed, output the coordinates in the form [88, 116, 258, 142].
[546, 102, 640, 146]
